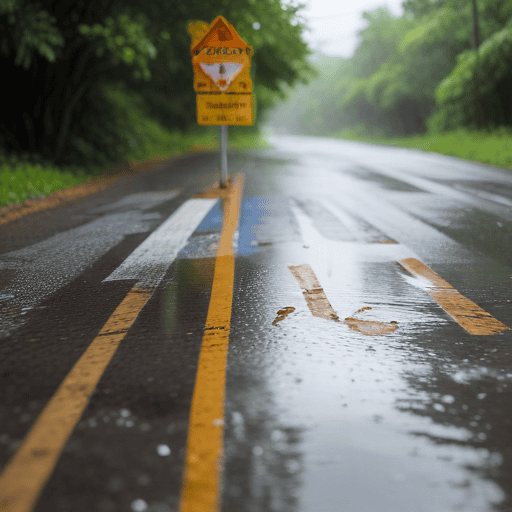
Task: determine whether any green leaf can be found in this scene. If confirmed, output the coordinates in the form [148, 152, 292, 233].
[122, 46, 134, 63]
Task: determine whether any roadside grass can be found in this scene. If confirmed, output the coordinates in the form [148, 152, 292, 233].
[1, 81, 269, 207]
[333, 126, 512, 170]
[229, 130, 271, 151]
[0, 129, 268, 207]
[7, 124, 512, 207]
[0, 161, 90, 206]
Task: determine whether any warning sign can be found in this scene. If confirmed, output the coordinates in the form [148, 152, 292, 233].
[196, 93, 253, 125]
[188, 16, 253, 125]
[199, 63, 243, 91]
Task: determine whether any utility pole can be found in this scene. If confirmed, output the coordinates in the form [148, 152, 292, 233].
[471, 0, 482, 128]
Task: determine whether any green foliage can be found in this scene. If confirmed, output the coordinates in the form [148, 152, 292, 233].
[364, 64, 407, 109]
[436, 52, 476, 103]
[0, 125, 268, 206]
[132, 0, 313, 134]
[350, 8, 409, 79]
[434, 23, 512, 130]
[56, 83, 182, 168]
[0, 0, 312, 170]
[102, 84, 192, 161]
[342, 3, 472, 136]
[478, 25, 512, 93]
[269, 0, 512, 139]
[403, 0, 448, 18]
[329, 8, 425, 136]
[399, 5, 468, 59]
[0, 162, 89, 206]
[266, 54, 345, 135]
[0, 0, 64, 68]
[78, 14, 156, 81]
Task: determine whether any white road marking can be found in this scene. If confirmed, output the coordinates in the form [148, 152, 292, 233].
[322, 198, 363, 235]
[0, 198, 219, 512]
[453, 185, 512, 207]
[290, 202, 415, 261]
[0, 211, 161, 338]
[104, 199, 218, 287]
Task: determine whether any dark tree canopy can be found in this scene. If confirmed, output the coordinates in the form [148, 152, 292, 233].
[0, 0, 312, 167]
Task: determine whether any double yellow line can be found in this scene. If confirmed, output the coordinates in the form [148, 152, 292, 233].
[0, 175, 244, 512]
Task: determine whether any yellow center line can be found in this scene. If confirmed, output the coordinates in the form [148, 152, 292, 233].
[179, 173, 244, 512]
[398, 258, 510, 335]
[0, 286, 153, 512]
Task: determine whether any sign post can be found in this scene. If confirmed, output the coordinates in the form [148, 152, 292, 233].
[220, 124, 228, 185]
[188, 16, 254, 187]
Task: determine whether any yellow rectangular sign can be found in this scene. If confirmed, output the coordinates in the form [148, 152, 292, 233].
[196, 93, 253, 125]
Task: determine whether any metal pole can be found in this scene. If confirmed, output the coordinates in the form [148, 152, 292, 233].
[219, 125, 228, 187]
[471, 0, 482, 128]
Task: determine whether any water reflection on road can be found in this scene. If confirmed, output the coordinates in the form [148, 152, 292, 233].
[222, 140, 512, 511]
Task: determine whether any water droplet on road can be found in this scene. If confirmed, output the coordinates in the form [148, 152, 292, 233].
[232, 412, 244, 425]
[137, 474, 151, 486]
[252, 446, 263, 456]
[271, 429, 284, 442]
[157, 444, 171, 456]
[131, 499, 148, 512]
[286, 459, 300, 473]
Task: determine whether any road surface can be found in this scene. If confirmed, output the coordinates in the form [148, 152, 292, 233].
[1, 135, 511, 512]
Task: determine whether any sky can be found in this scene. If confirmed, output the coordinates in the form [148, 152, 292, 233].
[298, 0, 405, 58]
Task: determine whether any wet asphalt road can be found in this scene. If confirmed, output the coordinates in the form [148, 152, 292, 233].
[1, 135, 512, 512]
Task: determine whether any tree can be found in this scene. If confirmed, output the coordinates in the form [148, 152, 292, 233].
[433, 23, 512, 130]
[269, 0, 512, 138]
[0, 0, 312, 167]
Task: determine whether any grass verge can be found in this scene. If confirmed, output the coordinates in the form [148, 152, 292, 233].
[0, 162, 90, 206]
[333, 127, 512, 170]
[0, 130, 269, 207]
